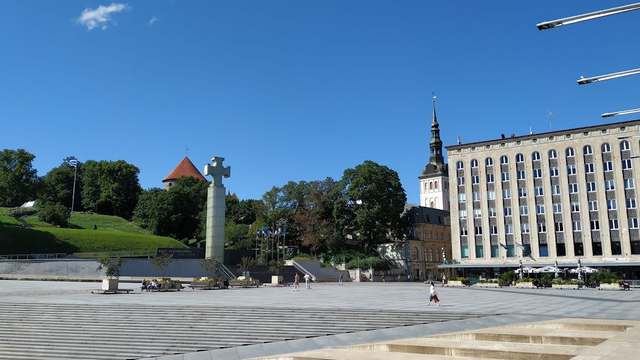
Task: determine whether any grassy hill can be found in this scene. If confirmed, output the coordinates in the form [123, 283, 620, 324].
[0, 208, 187, 255]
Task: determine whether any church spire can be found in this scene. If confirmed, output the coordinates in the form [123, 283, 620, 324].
[432, 95, 438, 126]
[429, 95, 444, 166]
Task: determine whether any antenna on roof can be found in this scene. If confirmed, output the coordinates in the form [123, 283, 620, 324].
[547, 111, 553, 130]
[456, 136, 461, 145]
[529, 126, 533, 135]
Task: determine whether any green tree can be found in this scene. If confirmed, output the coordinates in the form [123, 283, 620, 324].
[0, 149, 39, 207]
[38, 203, 71, 228]
[40, 159, 83, 210]
[226, 194, 262, 225]
[335, 160, 406, 253]
[133, 177, 207, 240]
[81, 160, 142, 219]
[294, 178, 341, 253]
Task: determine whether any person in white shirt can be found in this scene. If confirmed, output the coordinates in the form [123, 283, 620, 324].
[303, 274, 311, 289]
[428, 281, 440, 306]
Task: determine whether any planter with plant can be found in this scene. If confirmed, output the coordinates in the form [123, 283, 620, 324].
[475, 279, 500, 288]
[99, 256, 122, 291]
[447, 277, 471, 287]
[551, 278, 581, 289]
[498, 271, 515, 287]
[594, 270, 622, 290]
[533, 273, 554, 288]
[515, 278, 535, 288]
[268, 260, 285, 285]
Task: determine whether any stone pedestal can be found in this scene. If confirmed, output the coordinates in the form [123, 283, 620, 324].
[205, 185, 225, 262]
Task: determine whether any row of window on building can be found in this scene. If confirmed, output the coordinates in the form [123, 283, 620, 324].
[456, 141, 632, 170]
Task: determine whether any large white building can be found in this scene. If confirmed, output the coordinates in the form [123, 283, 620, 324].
[445, 119, 640, 277]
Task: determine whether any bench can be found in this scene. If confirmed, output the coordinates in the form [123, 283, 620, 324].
[142, 286, 182, 292]
[91, 288, 134, 295]
[189, 283, 221, 291]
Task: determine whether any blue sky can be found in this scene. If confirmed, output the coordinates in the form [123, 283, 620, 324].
[1, 1, 638, 203]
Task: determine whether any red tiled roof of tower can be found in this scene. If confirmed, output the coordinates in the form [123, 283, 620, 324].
[162, 157, 207, 183]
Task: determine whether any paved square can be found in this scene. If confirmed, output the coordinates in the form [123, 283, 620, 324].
[1, 281, 639, 359]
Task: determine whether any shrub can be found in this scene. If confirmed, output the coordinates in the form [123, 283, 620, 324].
[8, 207, 38, 218]
[533, 273, 554, 288]
[552, 278, 580, 285]
[498, 271, 515, 287]
[38, 204, 70, 227]
[452, 277, 471, 286]
[346, 256, 393, 271]
[98, 256, 122, 279]
[587, 270, 620, 286]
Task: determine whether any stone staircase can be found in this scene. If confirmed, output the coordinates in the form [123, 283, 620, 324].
[290, 259, 350, 282]
[253, 318, 640, 360]
[0, 302, 482, 360]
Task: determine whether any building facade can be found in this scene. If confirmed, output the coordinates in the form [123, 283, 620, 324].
[447, 120, 640, 271]
[419, 97, 450, 211]
[379, 206, 451, 281]
[405, 206, 452, 280]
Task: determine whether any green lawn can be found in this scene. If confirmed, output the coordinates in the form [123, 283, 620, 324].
[0, 208, 186, 255]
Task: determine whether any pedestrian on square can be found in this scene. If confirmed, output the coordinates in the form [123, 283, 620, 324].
[428, 281, 440, 306]
[294, 273, 300, 289]
[338, 273, 343, 286]
[303, 273, 311, 289]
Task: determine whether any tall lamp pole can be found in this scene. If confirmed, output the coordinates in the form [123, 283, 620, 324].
[65, 157, 79, 217]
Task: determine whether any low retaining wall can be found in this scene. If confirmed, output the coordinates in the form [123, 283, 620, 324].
[0, 258, 227, 279]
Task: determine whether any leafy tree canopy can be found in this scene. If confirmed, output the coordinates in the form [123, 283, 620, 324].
[335, 160, 407, 253]
[0, 149, 39, 207]
[40, 158, 82, 210]
[81, 160, 142, 219]
[133, 177, 207, 240]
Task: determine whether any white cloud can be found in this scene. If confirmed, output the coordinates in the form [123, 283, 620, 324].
[148, 16, 158, 26]
[77, 3, 128, 30]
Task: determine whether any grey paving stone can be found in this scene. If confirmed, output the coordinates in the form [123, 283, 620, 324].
[2, 280, 639, 359]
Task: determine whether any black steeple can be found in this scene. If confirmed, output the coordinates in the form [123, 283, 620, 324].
[429, 96, 444, 165]
[420, 95, 448, 178]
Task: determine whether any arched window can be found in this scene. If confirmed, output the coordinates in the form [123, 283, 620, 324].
[566, 147, 575, 157]
[434, 180, 439, 190]
[532, 151, 541, 161]
[429, 181, 433, 190]
[430, 201, 435, 208]
[516, 153, 524, 163]
[457, 161, 464, 170]
[602, 143, 611, 153]
[548, 149, 557, 159]
[500, 155, 509, 165]
[621, 140, 630, 151]
[583, 145, 592, 155]
[471, 159, 479, 168]
[485, 157, 493, 166]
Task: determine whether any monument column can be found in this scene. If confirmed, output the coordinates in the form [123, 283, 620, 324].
[204, 156, 230, 263]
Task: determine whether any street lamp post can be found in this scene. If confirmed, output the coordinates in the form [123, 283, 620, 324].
[602, 107, 640, 118]
[65, 157, 79, 217]
[578, 68, 640, 85]
[537, 2, 640, 30]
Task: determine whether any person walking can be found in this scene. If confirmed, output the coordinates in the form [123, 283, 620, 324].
[428, 281, 440, 306]
[303, 273, 311, 289]
[338, 273, 343, 286]
[294, 273, 300, 290]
